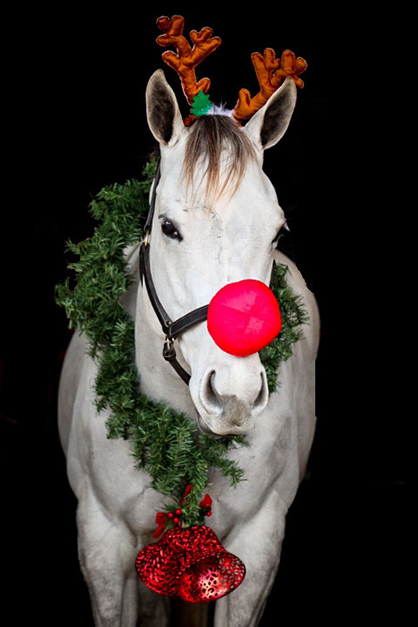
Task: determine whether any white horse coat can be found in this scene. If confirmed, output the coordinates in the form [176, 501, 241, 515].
[58, 70, 320, 626]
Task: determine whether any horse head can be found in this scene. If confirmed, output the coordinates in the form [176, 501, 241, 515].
[140, 69, 296, 437]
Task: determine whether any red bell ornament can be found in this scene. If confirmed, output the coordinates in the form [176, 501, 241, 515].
[207, 279, 282, 356]
[178, 550, 245, 603]
[135, 525, 245, 602]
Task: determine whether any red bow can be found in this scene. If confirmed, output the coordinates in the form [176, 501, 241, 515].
[153, 512, 169, 539]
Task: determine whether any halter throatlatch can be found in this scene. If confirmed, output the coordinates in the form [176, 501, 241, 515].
[156, 14, 307, 126]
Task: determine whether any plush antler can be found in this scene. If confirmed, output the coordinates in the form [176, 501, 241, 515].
[232, 49, 307, 124]
[156, 15, 221, 106]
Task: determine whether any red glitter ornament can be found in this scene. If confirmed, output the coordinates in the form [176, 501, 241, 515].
[207, 279, 282, 357]
[135, 525, 245, 602]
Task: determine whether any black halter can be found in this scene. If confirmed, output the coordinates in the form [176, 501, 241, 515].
[139, 161, 209, 385]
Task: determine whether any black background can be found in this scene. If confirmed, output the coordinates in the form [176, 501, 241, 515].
[1, 6, 406, 625]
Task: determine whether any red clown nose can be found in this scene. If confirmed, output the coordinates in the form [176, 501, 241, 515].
[207, 280, 282, 357]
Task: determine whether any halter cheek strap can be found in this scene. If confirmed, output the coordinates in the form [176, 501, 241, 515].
[139, 243, 209, 384]
[139, 161, 209, 385]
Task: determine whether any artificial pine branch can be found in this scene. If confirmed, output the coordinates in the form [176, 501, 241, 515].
[260, 263, 309, 393]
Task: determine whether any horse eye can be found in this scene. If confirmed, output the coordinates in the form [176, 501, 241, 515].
[161, 219, 181, 240]
[272, 230, 281, 246]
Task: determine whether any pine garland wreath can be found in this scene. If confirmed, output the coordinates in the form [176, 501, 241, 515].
[56, 158, 308, 527]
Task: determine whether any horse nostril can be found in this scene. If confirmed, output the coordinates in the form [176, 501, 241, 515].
[202, 370, 223, 414]
[253, 371, 268, 411]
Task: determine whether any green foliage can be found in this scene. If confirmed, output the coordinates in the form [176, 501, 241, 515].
[260, 263, 309, 393]
[56, 159, 307, 528]
[191, 90, 213, 117]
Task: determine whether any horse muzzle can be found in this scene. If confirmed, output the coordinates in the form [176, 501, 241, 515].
[192, 279, 279, 436]
[191, 356, 268, 437]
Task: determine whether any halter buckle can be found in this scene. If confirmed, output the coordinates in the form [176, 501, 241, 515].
[163, 337, 177, 362]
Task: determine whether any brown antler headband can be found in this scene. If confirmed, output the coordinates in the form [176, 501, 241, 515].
[233, 49, 307, 124]
[156, 15, 307, 125]
[156, 16, 221, 110]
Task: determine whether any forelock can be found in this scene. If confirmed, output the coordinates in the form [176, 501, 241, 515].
[182, 115, 256, 204]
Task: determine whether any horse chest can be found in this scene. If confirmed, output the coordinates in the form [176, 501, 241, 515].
[76, 385, 297, 545]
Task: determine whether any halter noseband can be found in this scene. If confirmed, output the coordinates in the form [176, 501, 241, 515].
[139, 161, 209, 385]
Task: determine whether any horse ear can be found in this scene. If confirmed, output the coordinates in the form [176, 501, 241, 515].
[146, 69, 185, 146]
[244, 77, 297, 152]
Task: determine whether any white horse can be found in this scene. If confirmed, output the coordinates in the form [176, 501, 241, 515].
[58, 69, 320, 626]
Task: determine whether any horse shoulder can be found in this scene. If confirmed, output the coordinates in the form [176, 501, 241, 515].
[58, 330, 90, 456]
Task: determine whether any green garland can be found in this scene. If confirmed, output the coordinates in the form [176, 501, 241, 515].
[56, 158, 308, 528]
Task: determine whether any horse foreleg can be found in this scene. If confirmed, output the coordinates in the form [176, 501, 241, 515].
[75, 485, 140, 627]
[214, 492, 288, 627]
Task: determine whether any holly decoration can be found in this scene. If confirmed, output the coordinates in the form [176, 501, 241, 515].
[191, 90, 213, 117]
[153, 485, 212, 538]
